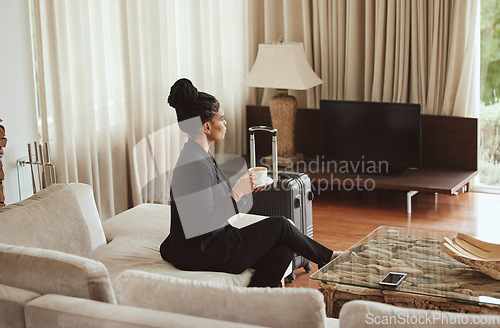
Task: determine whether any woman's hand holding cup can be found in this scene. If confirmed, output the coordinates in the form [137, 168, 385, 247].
[232, 172, 255, 200]
[232, 167, 269, 201]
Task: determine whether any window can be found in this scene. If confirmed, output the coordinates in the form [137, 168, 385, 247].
[480, 0, 500, 189]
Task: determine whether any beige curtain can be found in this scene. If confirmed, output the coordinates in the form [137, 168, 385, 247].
[247, 0, 479, 117]
[34, 0, 246, 218]
[246, 0, 319, 109]
[310, 0, 479, 116]
[33, 0, 479, 216]
[410, 0, 480, 117]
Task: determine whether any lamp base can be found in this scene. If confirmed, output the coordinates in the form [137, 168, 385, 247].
[270, 93, 297, 157]
[263, 153, 304, 168]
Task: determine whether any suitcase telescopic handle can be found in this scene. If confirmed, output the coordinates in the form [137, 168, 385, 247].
[248, 126, 277, 135]
[249, 126, 278, 188]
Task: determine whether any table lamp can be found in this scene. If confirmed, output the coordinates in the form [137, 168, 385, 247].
[243, 41, 323, 167]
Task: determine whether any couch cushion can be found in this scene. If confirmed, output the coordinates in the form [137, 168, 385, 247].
[96, 204, 251, 287]
[0, 283, 40, 328]
[25, 294, 264, 328]
[115, 270, 328, 328]
[92, 235, 252, 288]
[69, 183, 106, 251]
[326, 318, 339, 328]
[0, 184, 92, 257]
[339, 300, 500, 328]
[101, 203, 170, 243]
[0, 243, 115, 304]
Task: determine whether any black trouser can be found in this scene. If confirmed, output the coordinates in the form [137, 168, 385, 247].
[209, 216, 333, 287]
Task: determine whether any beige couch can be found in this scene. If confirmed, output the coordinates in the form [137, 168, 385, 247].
[20, 270, 500, 328]
[1, 183, 498, 328]
[0, 183, 336, 328]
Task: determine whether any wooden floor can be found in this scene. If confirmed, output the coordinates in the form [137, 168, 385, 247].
[285, 188, 500, 288]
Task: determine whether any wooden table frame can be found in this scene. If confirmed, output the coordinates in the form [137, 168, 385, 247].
[318, 281, 500, 318]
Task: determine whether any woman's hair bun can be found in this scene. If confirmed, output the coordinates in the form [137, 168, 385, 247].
[167, 78, 219, 135]
[167, 78, 198, 109]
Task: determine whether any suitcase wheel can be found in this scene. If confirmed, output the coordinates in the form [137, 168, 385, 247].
[304, 262, 312, 273]
[286, 272, 296, 283]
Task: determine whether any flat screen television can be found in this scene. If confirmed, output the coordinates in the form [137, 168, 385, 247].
[320, 100, 421, 174]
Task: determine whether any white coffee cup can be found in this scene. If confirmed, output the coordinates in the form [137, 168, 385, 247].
[249, 166, 268, 186]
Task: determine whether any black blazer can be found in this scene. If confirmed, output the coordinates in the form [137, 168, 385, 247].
[160, 139, 242, 270]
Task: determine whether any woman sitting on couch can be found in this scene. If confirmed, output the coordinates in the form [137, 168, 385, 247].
[160, 78, 340, 287]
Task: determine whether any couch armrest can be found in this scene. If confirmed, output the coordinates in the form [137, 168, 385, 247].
[0, 243, 115, 304]
[0, 283, 40, 328]
[25, 294, 265, 328]
[115, 270, 327, 328]
[339, 300, 500, 328]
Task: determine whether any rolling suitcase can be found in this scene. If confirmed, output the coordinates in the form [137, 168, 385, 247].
[248, 126, 314, 282]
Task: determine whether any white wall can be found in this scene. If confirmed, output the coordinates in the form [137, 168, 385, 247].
[0, 0, 39, 204]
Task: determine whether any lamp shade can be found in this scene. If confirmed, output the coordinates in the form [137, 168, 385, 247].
[243, 42, 323, 90]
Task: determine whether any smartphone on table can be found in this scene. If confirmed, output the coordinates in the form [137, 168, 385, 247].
[379, 272, 407, 288]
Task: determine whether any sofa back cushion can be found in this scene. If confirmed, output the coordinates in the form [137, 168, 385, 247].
[0, 184, 92, 257]
[69, 183, 106, 251]
[101, 203, 170, 243]
[0, 243, 115, 304]
[115, 270, 327, 328]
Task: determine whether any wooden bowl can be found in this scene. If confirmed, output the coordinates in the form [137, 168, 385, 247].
[442, 234, 500, 280]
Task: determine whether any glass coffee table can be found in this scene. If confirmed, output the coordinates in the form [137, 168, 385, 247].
[310, 226, 500, 318]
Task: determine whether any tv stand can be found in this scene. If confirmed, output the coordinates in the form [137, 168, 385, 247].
[362, 165, 408, 177]
[247, 106, 478, 214]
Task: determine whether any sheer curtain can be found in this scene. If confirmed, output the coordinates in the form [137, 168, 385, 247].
[33, 0, 246, 218]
